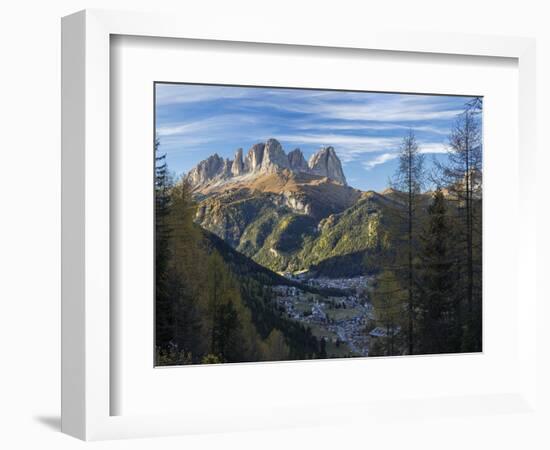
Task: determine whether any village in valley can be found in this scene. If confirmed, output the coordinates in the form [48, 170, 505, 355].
[272, 275, 389, 358]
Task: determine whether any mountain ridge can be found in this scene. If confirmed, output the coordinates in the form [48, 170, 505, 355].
[185, 138, 348, 192]
[180, 137, 405, 276]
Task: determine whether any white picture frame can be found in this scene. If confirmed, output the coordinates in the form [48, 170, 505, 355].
[61, 9, 538, 441]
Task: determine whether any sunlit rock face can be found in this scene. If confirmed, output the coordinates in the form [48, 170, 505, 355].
[287, 148, 309, 173]
[185, 139, 347, 189]
[261, 138, 290, 173]
[231, 148, 244, 176]
[244, 142, 266, 173]
[308, 146, 347, 186]
[185, 154, 226, 186]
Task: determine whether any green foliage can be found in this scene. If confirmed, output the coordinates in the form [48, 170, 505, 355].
[203, 251, 270, 363]
[370, 270, 406, 356]
[416, 189, 460, 354]
[195, 181, 384, 275]
[197, 193, 282, 248]
[155, 347, 193, 366]
[154, 149, 322, 365]
[164, 181, 208, 359]
[297, 198, 382, 268]
[154, 139, 175, 349]
[201, 354, 222, 364]
[253, 213, 317, 271]
[435, 102, 483, 353]
[263, 329, 290, 361]
[387, 131, 426, 354]
[237, 209, 281, 256]
[270, 214, 317, 253]
[300, 191, 424, 278]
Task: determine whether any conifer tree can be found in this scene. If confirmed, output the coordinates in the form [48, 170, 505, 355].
[389, 131, 425, 354]
[417, 189, 458, 354]
[154, 138, 174, 351]
[264, 329, 290, 361]
[168, 180, 207, 359]
[435, 99, 483, 352]
[371, 270, 406, 356]
[319, 337, 327, 359]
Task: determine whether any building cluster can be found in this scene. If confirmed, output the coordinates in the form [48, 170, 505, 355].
[272, 276, 376, 356]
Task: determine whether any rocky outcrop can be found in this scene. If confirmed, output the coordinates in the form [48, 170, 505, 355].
[220, 158, 232, 179]
[185, 153, 226, 186]
[308, 146, 347, 185]
[185, 138, 348, 189]
[244, 143, 265, 173]
[261, 138, 289, 173]
[231, 148, 244, 176]
[288, 148, 309, 172]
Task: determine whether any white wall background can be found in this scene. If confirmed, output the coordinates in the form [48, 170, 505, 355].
[0, 1, 548, 449]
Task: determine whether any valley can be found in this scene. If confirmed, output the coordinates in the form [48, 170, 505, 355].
[272, 275, 374, 357]
[182, 139, 396, 356]
[188, 139, 400, 277]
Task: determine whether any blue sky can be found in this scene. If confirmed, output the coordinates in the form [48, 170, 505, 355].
[155, 83, 480, 192]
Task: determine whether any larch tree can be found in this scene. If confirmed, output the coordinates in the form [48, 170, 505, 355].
[370, 270, 406, 356]
[417, 189, 458, 354]
[389, 130, 425, 355]
[205, 251, 265, 362]
[167, 179, 208, 360]
[263, 329, 290, 361]
[436, 99, 483, 352]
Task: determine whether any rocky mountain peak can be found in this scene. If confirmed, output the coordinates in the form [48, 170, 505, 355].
[185, 139, 348, 190]
[288, 148, 309, 172]
[186, 153, 226, 186]
[244, 142, 266, 173]
[231, 148, 244, 176]
[261, 138, 289, 173]
[308, 146, 347, 185]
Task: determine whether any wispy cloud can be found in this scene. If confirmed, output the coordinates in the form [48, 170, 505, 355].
[278, 133, 400, 149]
[155, 83, 477, 191]
[363, 153, 399, 170]
[157, 114, 260, 137]
[419, 142, 448, 154]
[240, 92, 464, 123]
[315, 97, 462, 122]
[293, 121, 449, 135]
[362, 140, 449, 171]
[277, 133, 402, 163]
[156, 85, 252, 106]
[157, 119, 213, 137]
[157, 84, 468, 121]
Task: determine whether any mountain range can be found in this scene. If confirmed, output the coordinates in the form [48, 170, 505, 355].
[183, 138, 410, 276]
[185, 138, 347, 191]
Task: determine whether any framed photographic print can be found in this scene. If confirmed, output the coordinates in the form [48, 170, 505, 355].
[62, 9, 538, 441]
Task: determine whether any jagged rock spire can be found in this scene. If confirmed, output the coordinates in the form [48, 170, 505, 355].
[244, 142, 265, 173]
[185, 139, 347, 188]
[288, 148, 309, 172]
[308, 146, 347, 185]
[185, 153, 225, 186]
[261, 138, 289, 173]
[231, 148, 244, 176]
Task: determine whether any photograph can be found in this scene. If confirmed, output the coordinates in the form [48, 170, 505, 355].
[154, 83, 483, 366]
